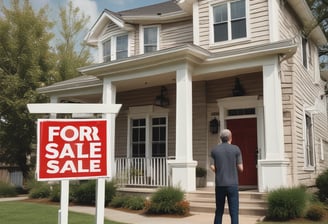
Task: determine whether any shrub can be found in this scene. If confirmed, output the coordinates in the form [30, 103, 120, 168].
[175, 200, 190, 215]
[316, 169, 328, 203]
[111, 195, 130, 208]
[29, 182, 50, 199]
[72, 180, 116, 206]
[266, 186, 308, 221]
[49, 184, 60, 202]
[306, 204, 325, 221]
[196, 167, 207, 177]
[145, 186, 189, 216]
[125, 196, 145, 210]
[0, 181, 17, 197]
[110, 195, 145, 210]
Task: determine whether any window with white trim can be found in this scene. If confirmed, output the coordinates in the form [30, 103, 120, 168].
[131, 119, 146, 157]
[130, 115, 167, 158]
[152, 117, 166, 157]
[116, 34, 128, 59]
[102, 33, 128, 62]
[304, 113, 315, 168]
[103, 39, 111, 62]
[142, 26, 159, 53]
[212, 0, 247, 43]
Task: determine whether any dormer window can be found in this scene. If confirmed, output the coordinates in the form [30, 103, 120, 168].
[103, 39, 111, 63]
[141, 26, 160, 54]
[212, 0, 247, 43]
[116, 34, 128, 59]
[102, 33, 129, 62]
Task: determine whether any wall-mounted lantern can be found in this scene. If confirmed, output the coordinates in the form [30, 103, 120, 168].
[209, 117, 219, 134]
[155, 86, 169, 107]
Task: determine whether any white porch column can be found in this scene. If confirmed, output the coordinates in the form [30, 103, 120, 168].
[169, 64, 197, 192]
[95, 78, 117, 224]
[258, 57, 289, 192]
[102, 78, 117, 179]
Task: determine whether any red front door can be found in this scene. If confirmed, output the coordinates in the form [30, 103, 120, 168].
[227, 118, 258, 186]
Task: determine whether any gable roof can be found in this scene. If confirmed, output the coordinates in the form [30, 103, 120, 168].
[85, 1, 190, 45]
[118, 1, 182, 17]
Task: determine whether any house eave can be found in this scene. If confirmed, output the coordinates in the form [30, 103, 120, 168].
[287, 0, 327, 46]
[122, 11, 191, 24]
[85, 10, 134, 46]
[205, 40, 297, 64]
[78, 44, 210, 78]
[37, 75, 102, 95]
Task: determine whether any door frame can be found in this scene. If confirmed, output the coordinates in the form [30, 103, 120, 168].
[217, 96, 265, 186]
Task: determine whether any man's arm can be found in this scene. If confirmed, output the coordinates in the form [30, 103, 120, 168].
[210, 164, 216, 172]
[237, 163, 243, 173]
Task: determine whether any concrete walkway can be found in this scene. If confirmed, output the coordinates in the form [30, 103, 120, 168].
[69, 205, 263, 224]
[0, 196, 263, 224]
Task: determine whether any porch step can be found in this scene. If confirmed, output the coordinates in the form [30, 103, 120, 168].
[186, 189, 268, 216]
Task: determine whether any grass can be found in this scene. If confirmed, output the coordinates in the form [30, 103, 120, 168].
[0, 201, 125, 224]
[259, 221, 328, 224]
[258, 214, 328, 224]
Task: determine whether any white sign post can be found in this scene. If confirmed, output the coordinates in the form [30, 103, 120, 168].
[27, 103, 121, 224]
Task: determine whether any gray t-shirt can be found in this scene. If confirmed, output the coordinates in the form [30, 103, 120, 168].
[211, 142, 243, 186]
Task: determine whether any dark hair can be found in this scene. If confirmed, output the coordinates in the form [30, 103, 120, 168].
[220, 129, 231, 143]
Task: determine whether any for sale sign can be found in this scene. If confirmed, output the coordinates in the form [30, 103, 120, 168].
[37, 119, 108, 180]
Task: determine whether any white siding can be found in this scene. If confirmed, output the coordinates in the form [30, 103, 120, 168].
[279, 4, 328, 186]
[197, 0, 270, 52]
[161, 20, 193, 49]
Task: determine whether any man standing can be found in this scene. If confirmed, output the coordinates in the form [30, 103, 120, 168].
[210, 129, 243, 224]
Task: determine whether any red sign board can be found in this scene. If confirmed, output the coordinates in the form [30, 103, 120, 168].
[37, 119, 108, 180]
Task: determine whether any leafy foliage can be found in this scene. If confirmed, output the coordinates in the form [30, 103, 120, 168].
[0, 181, 18, 197]
[266, 186, 309, 221]
[111, 194, 145, 210]
[316, 169, 328, 203]
[28, 182, 51, 199]
[0, 0, 54, 176]
[306, 204, 326, 221]
[54, 1, 92, 81]
[145, 186, 189, 216]
[72, 180, 117, 206]
[306, 0, 328, 57]
[0, 0, 93, 177]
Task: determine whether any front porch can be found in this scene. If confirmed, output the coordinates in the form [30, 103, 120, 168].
[115, 157, 170, 187]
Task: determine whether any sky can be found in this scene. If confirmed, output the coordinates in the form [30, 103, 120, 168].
[1, 0, 168, 60]
[20, 0, 168, 27]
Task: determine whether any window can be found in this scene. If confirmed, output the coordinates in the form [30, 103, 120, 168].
[152, 118, 166, 157]
[131, 119, 146, 157]
[103, 39, 111, 62]
[130, 116, 167, 158]
[102, 34, 128, 62]
[304, 113, 315, 168]
[302, 37, 308, 68]
[116, 35, 128, 59]
[213, 0, 246, 42]
[143, 26, 159, 53]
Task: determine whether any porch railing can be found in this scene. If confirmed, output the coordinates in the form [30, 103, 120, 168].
[115, 157, 168, 187]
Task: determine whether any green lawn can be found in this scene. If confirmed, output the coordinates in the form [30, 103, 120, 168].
[259, 222, 328, 224]
[0, 201, 125, 224]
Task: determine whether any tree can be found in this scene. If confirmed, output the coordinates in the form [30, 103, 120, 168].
[0, 0, 55, 176]
[55, 1, 92, 81]
[306, 0, 328, 57]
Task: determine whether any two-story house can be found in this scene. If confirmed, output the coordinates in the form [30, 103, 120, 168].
[38, 0, 328, 193]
